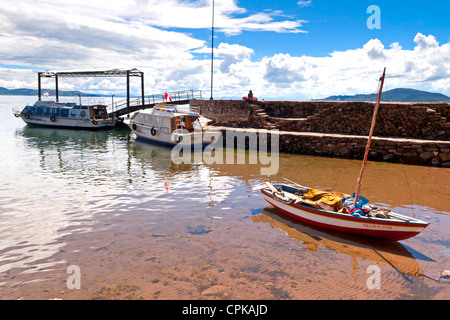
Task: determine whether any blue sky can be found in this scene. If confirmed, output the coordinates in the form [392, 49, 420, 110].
[0, 0, 448, 99]
[217, 0, 449, 56]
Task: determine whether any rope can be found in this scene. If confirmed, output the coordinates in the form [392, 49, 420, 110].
[402, 165, 416, 218]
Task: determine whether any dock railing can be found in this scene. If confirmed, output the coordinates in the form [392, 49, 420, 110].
[108, 90, 202, 117]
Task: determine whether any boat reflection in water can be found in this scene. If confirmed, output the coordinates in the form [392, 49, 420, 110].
[253, 207, 430, 279]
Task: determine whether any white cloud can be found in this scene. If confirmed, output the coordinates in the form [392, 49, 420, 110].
[363, 39, 386, 60]
[136, 0, 307, 35]
[213, 43, 254, 73]
[0, 0, 448, 99]
[205, 34, 450, 99]
[297, 1, 312, 7]
[414, 33, 439, 50]
[0, 0, 307, 94]
[263, 53, 308, 84]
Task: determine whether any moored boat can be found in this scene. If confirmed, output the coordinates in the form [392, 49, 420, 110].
[125, 103, 215, 147]
[13, 100, 116, 129]
[253, 68, 430, 240]
[253, 182, 429, 241]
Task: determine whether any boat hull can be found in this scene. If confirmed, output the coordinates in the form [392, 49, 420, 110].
[261, 190, 428, 241]
[19, 115, 115, 129]
[129, 122, 216, 148]
[134, 131, 211, 148]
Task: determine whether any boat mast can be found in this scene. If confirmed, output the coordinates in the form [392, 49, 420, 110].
[210, 0, 215, 100]
[353, 68, 386, 206]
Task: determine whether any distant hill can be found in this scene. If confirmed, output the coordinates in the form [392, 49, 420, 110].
[0, 87, 103, 97]
[319, 88, 450, 102]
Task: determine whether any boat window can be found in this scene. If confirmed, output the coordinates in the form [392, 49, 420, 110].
[52, 109, 60, 117]
[28, 107, 35, 115]
[90, 105, 107, 119]
[80, 110, 86, 118]
[61, 109, 69, 117]
[99, 106, 107, 119]
[44, 108, 52, 116]
[71, 110, 77, 117]
[36, 107, 43, 116]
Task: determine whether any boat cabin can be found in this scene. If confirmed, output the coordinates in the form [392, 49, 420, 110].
[171, 114, 201, 133]
[131, 106, 202, 134]
[21, 101, 109, 121]
[89, 105, 109, 120]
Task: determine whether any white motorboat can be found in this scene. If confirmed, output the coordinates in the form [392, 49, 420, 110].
[13, 100, 116, 129]
[125, 103, 215, 147]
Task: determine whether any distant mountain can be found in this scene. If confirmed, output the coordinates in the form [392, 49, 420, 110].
[0, 87, 103, 97]
[319, 88, 450, 102]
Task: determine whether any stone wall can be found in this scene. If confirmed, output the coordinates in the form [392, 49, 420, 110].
[212, 128, 450, 167]
[274, 102, 449, 140]
[192, 99, 450, 140]
[193, 99, 251, 124]
[191, 99, 450, 167]
[277, 133, 450, 167]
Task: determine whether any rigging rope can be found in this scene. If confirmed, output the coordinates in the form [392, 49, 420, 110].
[402, 165, 416, 218]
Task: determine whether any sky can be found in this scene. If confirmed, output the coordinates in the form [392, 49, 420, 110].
[0, 0, 449, 100]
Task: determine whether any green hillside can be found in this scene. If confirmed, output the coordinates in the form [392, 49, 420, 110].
[320, 88, 450, 102]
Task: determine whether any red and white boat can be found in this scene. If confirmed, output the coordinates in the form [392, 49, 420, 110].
[253, 68, 430, 241]
[253, 182, 429, 241]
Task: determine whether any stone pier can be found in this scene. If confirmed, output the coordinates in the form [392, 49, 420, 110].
[192, 99, 450, 167]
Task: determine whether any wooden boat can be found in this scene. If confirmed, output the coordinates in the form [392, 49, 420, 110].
[253, 68, 430, 240]
[125, 103, 214, 147]
[253, 182, 429, 240]
[13, 100, 116, 129]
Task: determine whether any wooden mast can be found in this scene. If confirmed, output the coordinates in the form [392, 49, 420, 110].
[353, 68, 386, 206]
[210, 0, 214, 100]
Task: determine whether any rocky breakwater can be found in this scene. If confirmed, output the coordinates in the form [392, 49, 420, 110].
[270, 102, 449, 141]
[191, 99, 450, 167]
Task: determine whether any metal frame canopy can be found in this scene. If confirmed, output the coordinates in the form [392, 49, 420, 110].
[38, 68, 144, 113]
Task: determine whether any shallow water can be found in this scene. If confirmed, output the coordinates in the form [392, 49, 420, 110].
[0, 96, 449, 300]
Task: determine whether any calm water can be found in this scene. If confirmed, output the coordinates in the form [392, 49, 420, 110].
[0, 96, 448, 300]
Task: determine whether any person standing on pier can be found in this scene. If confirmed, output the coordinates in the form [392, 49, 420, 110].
[244, 90, 257, 102]
[248, 90, 253, 101]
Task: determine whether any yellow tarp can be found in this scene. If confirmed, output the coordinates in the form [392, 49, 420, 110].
[303, 188, 342, 210]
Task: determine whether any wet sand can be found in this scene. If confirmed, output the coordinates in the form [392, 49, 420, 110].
[1, 151, 448, 300]
[0, 99, 449, 300]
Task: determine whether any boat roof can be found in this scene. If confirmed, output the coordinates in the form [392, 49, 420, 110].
[32, 100, 105, 109]
[138, 104, 199, 117]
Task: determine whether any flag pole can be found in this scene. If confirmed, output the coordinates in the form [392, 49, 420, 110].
[210, 0, 214, 100]
[353, 68, 386, 206]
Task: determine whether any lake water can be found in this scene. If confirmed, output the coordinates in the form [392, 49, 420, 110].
[0, 96, 448, 300]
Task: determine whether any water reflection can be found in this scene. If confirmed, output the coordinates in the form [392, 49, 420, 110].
[2, 105, 449, 298]
[253, 208, 433, 279]
[1, 126, 235, 276]
[131, 140, 201, 177]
